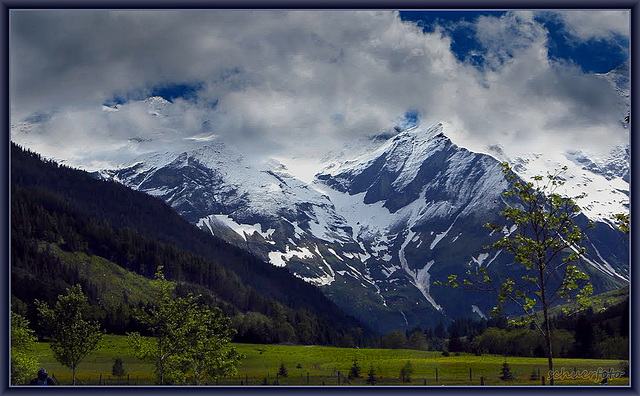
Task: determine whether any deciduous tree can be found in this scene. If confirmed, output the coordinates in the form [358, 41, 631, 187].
[10, 312, 40, 385]
[127, 267, 241, 385]
[36, 285, 103, 385]
[444, 163, 592, 385]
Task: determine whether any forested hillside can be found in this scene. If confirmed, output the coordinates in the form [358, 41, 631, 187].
[11, 143, 372, 346]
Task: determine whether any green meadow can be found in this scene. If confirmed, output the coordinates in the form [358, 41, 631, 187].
[29, 335, 628, 386]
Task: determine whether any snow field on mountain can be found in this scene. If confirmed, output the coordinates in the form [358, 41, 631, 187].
[511, 150, 628, 223]
[197, 214, 276, 242]
[394, 188, 443, 311]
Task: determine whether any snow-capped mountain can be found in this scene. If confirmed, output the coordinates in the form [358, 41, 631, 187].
[12, 63, 629, 333]
[92, 114, 628, 333]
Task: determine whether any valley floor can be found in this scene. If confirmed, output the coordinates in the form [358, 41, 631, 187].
[24, 335, 629, 387]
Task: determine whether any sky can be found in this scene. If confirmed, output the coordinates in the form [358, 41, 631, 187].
[9, 10, 630, 171]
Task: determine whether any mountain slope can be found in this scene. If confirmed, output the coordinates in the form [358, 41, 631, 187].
[95, 119, 628, 333]
[11, 143, 371, 344]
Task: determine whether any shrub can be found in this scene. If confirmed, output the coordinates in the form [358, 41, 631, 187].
[112, 357, 126, 378]
[400, 361, 413, 383]
[529, 368, 540, 381]
[619, 361, 629, 377]
[278, 362, 288, 378]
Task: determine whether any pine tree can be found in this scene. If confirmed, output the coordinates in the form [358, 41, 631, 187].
[500, 361, 514, 381]
[348, 359, 361, 379]
[366, 365, 377, 385]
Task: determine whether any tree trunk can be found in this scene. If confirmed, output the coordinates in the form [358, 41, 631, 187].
[72, 364, 76, 385]
[158, 357, 164, 385]
[545, 320, 554, 385]
[540, 267, 554, 385]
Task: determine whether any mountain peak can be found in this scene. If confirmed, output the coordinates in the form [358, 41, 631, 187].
[599, 58, 629, 98]
[393, 122, 444, 141]
[144, 96, 173, 116]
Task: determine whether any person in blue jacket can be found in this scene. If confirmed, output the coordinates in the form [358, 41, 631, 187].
[29, 368, 56, 385]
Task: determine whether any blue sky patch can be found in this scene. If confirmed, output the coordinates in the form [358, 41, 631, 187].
[400, 11, 505, 67]
[395, 110, 420, 131]
[103, 82, 203, 107]
[399, 10, 628, 74]
[535, 15, 629, 73]
[150, 82, 203, 102]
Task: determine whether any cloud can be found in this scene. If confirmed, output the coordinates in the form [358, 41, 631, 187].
[474, 10, 549, 69]
[548, 10, 629, 41]
[10, 10, 629, 170]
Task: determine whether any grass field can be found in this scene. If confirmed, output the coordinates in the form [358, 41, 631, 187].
[28, 335, 629, 386]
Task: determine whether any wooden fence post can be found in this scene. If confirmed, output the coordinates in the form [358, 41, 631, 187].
[469, 367, 473, 381]
[435, 367, 439, 382]
[480, 376, 485, 385]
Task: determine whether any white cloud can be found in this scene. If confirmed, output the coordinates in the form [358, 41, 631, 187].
[10, 10, 629, 170]
[474, 10, 550, 69]
[549, 10, 629, 41]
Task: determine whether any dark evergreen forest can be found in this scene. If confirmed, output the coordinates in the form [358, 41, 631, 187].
[11, 143, 372, 346]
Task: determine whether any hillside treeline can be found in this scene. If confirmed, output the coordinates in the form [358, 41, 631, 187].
[380, 300, 628, 360]
[11, 143, 371, 346]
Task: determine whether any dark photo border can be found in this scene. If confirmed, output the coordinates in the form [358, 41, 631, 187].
[2, 2, 637, 395]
